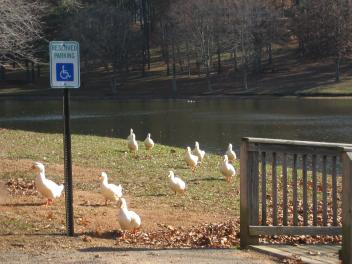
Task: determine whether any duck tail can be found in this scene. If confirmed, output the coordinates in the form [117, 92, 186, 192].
[57, 184, 64, 197]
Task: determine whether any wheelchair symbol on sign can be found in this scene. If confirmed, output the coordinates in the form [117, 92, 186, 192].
[56, 63, 74, 82]
[60, 65, 71, 80]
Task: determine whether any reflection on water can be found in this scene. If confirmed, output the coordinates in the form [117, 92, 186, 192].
[0, 98, 352, 153]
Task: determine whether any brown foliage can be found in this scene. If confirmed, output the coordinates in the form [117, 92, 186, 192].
[6, 178, 37, 196]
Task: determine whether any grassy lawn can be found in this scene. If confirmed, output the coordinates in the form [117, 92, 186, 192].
[0, 128, 240, 250]
[0, 128, 240, 212]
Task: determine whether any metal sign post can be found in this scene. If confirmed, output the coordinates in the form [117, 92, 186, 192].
[63, 88, 74, 236]
[50, 41, 80, 236]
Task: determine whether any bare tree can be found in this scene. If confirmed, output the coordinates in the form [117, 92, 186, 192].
[64, 4, 139, 92]
[226, 0, 282, 89]
[0, 0, 43, 67]
[170, 0, 222, 91]
[292, 0, 352, 82]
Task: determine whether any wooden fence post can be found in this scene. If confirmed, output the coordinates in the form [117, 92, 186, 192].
[240, 138, 259, 248]
[342, 151, 352, 264]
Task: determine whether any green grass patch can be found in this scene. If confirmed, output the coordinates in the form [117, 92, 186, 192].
[0, 129, 240, 215]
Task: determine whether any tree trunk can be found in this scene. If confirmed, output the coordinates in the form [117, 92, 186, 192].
[31, 61, 35, 82]
[206, 59, 212, 92]
[140, 0, 146, 77]
[217, 42, 221, 74]
[268, 43, 272, 65]
[255, 46, 262, 73]
[171, 36, 177, 96]
[335, 55, 341, 82]
[0, 65, 5, 81]
[161, 21, 170, 76]
[111, 66, 118, 95]
[125, 51, 129, 74]
[146, 0, 151, 69]
[299, 39, 305, 57]
[243, 64, 248, 90]
[37, 64, 41, 78]
[176, 45, 184, 72]
[234, 47, 238, 72]
[25, 60, 30, 82]
[186, 41, 191, 76]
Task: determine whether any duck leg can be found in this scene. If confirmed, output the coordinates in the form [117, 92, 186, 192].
[45, 199, 53, 207]
[132, 228, 140, 235]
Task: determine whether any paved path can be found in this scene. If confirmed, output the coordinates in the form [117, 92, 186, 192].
[251, 245, 340, 264]
[0, 248, 279, 264]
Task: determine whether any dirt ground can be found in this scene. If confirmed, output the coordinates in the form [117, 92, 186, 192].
[0, 158, 234, 250]
[0, 157, 283, 263]
[0, 248, 280, 264]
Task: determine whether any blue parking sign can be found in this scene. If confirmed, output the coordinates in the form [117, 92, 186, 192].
[56, 63, 74, 82]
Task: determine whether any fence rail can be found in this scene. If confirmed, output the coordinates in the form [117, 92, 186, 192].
[240, 137, 352, 263]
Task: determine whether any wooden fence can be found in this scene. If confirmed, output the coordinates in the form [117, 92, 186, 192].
[240, 137, 352, 263]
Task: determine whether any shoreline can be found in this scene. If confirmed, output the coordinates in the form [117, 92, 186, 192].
[1, 93, 352, 101]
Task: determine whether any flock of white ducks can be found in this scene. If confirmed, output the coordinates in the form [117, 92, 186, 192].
[31, 128, 237, 234]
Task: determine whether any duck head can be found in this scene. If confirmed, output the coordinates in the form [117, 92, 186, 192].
[223, 155, 229, 163]
[186, 146, 191, 153]
[130, 128, 133, 135]
[100, 172, 108, 182]
[195, 141, 200, 149]
[31, 162, 45, 173]
[228, 143, 233, 150]
[147, 133, 151, 138]
[168, 170, 175, 179]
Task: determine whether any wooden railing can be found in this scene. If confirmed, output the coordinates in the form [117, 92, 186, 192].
[240, 137, 352, 263]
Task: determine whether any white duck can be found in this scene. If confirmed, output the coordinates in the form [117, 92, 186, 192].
[193, 141, 205, 162]
[31, 162, 64, 206]
[127, 133, 138, 153]
[117, 198, 141, 235]
[185, 146, 198, 171]
[127, 128, 134, 141]
[220, 155, 236, 183]
[168, 170, 186, 194]
[226, 143, 237, 162]
[100, 172, 123, 205]
[144, 133, 154, 151]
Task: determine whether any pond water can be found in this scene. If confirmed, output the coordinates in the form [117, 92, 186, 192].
[0, 98, 352, 153]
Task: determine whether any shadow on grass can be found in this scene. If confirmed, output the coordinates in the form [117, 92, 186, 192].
[188, 177, 224, 182]
[81, 230, 118, 240]
[78, 202, 106, 207]
[0, 202, 45, 207]
[0, 232, 65, 236]
[79, 246, 236, 253]
[135, 193, 167, 197]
